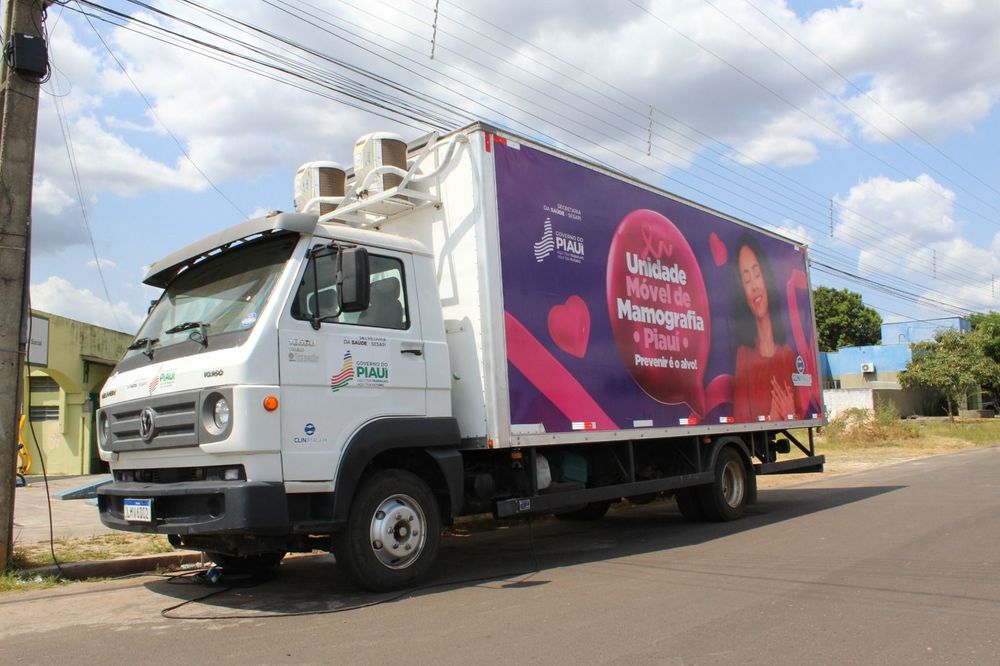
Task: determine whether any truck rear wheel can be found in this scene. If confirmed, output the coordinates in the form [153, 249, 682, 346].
[674, 487, 706, 521]
[332, 469, 441, 592]
[697, 447, 748, 522]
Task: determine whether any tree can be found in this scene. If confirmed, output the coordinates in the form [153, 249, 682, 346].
[968, 311, 1000, 362]
[968, 311, 1000, 407]
[898, 328, 1000, 420]
[812, 287, 882, 351]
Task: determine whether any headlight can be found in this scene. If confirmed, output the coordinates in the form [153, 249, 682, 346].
[99, 412, 109, 446]
[201, 390, 233, 438]
[213, 397, 230, 430]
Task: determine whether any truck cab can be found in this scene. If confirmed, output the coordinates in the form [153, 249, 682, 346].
[98, 212, 460, 587]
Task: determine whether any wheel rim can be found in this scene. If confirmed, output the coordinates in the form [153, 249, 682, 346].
[369, 493, 427, 570]
[721, 459, 745, 509]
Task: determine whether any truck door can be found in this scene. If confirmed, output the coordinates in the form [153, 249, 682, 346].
[278, 245, 427, 481]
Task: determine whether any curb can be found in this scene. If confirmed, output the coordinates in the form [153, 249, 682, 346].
[26, 551, 205, 580]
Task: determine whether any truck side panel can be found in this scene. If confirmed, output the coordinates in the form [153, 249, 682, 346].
[491, 135, 824, 445]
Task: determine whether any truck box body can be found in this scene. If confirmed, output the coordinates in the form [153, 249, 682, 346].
[388, 126, 822, 448]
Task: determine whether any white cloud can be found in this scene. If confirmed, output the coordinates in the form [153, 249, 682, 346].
[31, 177, 89, 253]
[766, 221, 813, 245]
[31, 276, 143, 333]
[836, 173, 1000, 312]
[835, 174, 961, 246]
[805, 0, 1000, 141]
[86, 258, 117, 270]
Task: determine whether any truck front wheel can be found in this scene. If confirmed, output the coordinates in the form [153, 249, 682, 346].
[333, 469, 441, 592]
[697, 447, 748, 522]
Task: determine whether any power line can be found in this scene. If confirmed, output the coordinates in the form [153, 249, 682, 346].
[625, 0, 1000, 231]
[47, 50, 125, 331]
[701, 0, 1000, 219]
[418, 0, 990, 293]
[75, 1, 249, 221]
[65, 0, 996, 319]
[740, 0, 1000, 204]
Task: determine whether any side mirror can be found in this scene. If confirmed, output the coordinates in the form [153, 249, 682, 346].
[339, 247, 370, 313]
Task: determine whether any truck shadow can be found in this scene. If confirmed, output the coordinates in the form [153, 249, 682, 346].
[144, 483, 902, 619]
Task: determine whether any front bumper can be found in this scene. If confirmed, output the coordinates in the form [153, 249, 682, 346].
[98, 480, 289, 535]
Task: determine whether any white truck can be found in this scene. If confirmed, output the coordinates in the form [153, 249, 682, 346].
[97, 123, 825, 591]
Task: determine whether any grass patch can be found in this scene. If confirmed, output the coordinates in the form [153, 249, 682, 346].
[13, 533, 173, 569]
[0, 571, 64, 593]
[918, 419, 1000, 445]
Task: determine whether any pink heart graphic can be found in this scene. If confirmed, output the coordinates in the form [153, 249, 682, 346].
[548, 295, 590, 358]
[709, 232, 727, 267]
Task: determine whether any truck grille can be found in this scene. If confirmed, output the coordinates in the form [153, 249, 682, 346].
[104, 391, 200, 452]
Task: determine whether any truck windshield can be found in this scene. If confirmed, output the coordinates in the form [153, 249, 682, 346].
[121, 233, 298, 366]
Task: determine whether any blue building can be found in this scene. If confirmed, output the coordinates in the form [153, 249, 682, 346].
[819, 318, 971, 418]
[880, 317, 970, 345]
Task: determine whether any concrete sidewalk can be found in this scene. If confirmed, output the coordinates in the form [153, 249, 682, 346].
[13, 475, 115, 545]
[11, 474, 200, 578]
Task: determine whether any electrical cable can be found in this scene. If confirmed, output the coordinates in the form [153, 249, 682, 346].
[740, 0, 1000, 203]
[74, 1, 249, 221]
[291, 0, 992, 300]
[276, 0, 992, 296]
[432, 0, 998, 287]
[21, 309, 65, 578]
[700, 0, 1000, 220]
[70, 1, 459, 132]
[47, 56, 124, 332]
[625, 0, 1000, 230]
[64, 1, 996, 318]
[159, 515, 542, 620]
[68, 6, 444, 133]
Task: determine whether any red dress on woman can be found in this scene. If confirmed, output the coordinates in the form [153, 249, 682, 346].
[733, 344, 797, 422]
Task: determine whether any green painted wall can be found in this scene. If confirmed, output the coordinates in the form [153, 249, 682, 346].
[20, 311, 133, 476]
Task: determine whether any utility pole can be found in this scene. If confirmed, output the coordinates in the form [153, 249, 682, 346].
[0, 0, 51, 569]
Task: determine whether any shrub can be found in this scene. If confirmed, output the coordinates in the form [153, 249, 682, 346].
[820, 401, 919, 444]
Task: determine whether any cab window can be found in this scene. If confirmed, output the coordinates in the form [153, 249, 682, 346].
[291, 251, 409, 330]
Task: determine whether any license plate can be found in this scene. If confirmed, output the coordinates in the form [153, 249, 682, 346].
[123, 498, 152, 523]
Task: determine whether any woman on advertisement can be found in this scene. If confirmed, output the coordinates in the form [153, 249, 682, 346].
[732, 234, 799, 422]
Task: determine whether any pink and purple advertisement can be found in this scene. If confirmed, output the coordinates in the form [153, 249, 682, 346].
[494, 136, 823, 433]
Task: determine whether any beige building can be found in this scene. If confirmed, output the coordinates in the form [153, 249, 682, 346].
[20, 311, 132, 475]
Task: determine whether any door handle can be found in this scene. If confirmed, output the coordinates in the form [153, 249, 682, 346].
[401, 348, 423, 356]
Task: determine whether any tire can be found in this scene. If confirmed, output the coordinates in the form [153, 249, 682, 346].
[332, 469, 441, 592]
[555, 500, 612, 521]
[206, 551, 285, 578]
[697, 447, 749, 522]
[674, 487, 706, 521]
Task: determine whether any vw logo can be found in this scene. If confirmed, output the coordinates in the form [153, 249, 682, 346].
[138, 407, 156, 442]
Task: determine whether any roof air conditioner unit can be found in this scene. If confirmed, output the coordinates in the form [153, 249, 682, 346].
[860, 362, 875, 373]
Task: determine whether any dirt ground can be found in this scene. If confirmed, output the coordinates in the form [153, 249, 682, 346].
[758, 432, 995, 489]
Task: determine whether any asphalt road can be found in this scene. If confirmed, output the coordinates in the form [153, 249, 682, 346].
[2, 447, 999, 665]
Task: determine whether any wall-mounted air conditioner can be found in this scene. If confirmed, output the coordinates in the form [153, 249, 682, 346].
[860, 362, 875, 373]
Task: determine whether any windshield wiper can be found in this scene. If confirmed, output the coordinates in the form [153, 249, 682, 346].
[165, 321, 210, 347]
[127, 337, 159, 360]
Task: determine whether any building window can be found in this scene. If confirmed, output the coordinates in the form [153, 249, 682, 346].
[29, 376, 60, 393]
[823, 379, 841, 390]
[29, 405, 59, 421]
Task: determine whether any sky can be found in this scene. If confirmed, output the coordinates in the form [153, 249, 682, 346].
[15, 0, 1000, 334]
